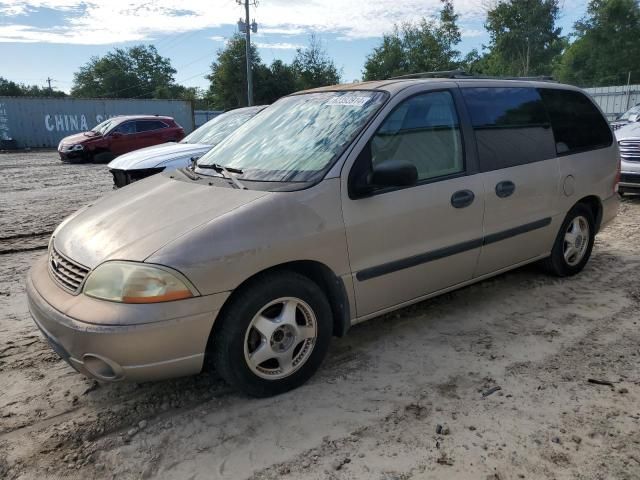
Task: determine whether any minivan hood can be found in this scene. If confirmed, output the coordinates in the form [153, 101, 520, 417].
[53, 173, 269, 268]
[615, 122, 640, 141]
[107, 142, 211, 170]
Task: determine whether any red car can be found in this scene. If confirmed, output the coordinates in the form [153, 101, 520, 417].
[57, 115, 185, 163]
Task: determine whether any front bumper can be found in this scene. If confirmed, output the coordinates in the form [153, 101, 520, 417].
[110, 167, 165, 189]
[26, 255, 229, 382]
[619, 172, 640, 192]
[58, 149, 85, 162]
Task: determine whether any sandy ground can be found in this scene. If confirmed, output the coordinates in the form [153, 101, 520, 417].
[1, 151, 639, 480]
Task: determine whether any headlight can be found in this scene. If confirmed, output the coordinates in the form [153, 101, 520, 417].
[83, 261, 197, 303]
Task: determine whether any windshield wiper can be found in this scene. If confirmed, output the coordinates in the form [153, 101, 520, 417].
[180, 166, 200, 180]
[198, 163, 246, 189]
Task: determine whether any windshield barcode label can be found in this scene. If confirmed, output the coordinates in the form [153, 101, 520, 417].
[326, 96, 372, 107]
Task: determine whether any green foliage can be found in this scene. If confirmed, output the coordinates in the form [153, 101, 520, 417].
[0, 77, 66, 97]
[554, 0, 640, 86]
[71, 45, 177, 98]
[256, 60, 297, 104]
[481, 0, 563, 77]
[292, 34, 341, 89]
[206, 35, 261, 109]
[362, 0, 462, 80]
[206, 34, 341, 109]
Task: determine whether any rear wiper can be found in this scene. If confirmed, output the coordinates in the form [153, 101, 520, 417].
[197, 163, 247, 189]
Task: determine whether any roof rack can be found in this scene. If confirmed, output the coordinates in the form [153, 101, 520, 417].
[389, 70, 556, 82]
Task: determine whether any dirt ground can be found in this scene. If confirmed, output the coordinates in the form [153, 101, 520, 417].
[1, 150, 639, 480]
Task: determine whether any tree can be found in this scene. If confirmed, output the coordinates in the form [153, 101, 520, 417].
[206, 34, 340, 109]
[256, 60, 297, 104]
[0, 77, 24, 97]
[292, 34, 341, 89]
[363, 0, 462, 80]
[71, 45, 177, 98]
[0, 77, 66, 97]
[481, 0, 563, 76]
[554, 0, 640, 86]
[206, 34, 263, 109]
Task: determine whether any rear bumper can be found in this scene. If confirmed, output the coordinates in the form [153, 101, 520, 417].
[600, 194, 619, 230]
[26, 256, 229, 382]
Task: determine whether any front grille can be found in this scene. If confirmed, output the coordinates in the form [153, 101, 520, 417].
[48, 246, 90, 293]
[618, 140, 640, 162]
[110, 167, 165, 189]
[620, 172, 640, 184]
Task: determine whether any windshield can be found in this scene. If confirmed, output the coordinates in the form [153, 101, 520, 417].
[91, 118, 117, 135]
[196, 91, 387, 182]
[182, 108, 261, 145]
[619, 105, 640, 120]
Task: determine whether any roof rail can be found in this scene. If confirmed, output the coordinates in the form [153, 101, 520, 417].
[390, 70, 468, 79]
[389, 70, 556, 82]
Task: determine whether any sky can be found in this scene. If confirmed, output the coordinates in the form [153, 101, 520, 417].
[0, 0, 587, 94]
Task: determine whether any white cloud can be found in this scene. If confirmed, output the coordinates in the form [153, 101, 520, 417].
[0, 0, 493, 45]
[461, 28, 485, 38]
[255, 42, 303, 50]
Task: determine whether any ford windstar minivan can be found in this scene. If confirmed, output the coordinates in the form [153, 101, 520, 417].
[27, 75, 619, 397]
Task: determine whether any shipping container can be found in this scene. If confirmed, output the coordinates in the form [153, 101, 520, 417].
[0, 96, 194, 149]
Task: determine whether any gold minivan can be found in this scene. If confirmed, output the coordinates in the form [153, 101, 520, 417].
[27, 76, 620, 397]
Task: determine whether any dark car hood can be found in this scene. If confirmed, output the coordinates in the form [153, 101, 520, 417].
[53, 173, 270, 268]
[60, 131, 101, 145]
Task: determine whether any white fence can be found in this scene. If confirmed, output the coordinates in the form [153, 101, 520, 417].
[584, 85, 640, 121]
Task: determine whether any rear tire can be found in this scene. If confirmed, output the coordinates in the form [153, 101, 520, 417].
[542, 203, 595, 277]
[211, 271, 332, 397]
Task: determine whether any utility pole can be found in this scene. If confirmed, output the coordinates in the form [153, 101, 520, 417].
[237, 1, 258, 106]
[46, 77, 53, 94]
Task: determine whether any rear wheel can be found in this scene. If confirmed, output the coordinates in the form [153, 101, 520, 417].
[211, 271, 332, 397]
[543, 204, 595, 277]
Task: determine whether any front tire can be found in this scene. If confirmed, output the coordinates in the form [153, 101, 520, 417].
[543, 203, 595, 277]
[211, 271, 333, 397]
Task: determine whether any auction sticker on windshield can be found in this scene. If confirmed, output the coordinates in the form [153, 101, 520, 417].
[325, 95, 372, 107]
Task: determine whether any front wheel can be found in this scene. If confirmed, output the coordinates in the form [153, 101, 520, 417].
[543, 204, 595, 277]
[211, 271, 333, 397]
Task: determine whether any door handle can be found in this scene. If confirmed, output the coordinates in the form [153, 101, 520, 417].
[451, 189, 475, 208]
[495, 180, 515, 198]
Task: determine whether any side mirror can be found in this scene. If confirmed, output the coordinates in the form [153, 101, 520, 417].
[190, 156, 200, 169]
[370, 160, 418, 188]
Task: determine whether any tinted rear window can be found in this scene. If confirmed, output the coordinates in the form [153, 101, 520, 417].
[137, 120, 167, 132]
[462, 87, 556, 171]
[538, 88, 612, 155]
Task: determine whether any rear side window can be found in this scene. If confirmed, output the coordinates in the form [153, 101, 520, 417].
[462, 87, 556, 171]
[538, 88, 613, 155]
[114, 121, 135, 134]
[137, 120, 167, 132]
